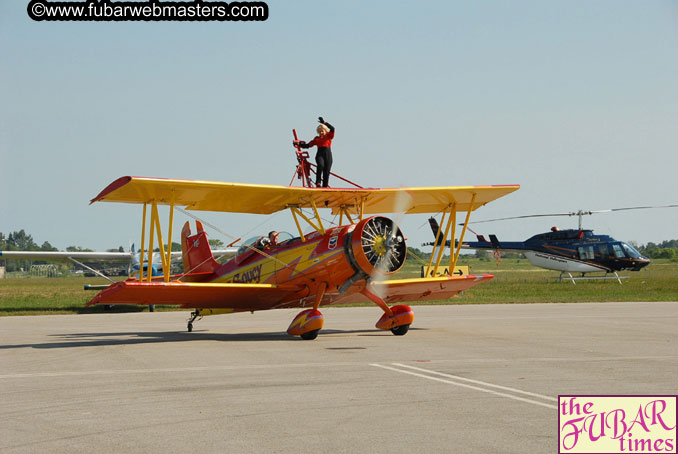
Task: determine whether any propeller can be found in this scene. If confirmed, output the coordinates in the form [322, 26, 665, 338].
[361, 216, 407, 273]
[467, 205, 678, 230]
[366, 190, 411, 298]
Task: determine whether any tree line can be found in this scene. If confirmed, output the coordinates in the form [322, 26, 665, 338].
[2, 230, 677, 273]
[636, 240, 678, 261]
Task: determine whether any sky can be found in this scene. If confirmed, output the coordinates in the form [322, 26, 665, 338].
[1, 0, 677, 252]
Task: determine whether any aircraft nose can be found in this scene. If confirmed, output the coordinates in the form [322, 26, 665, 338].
[634, 258, 651, 271]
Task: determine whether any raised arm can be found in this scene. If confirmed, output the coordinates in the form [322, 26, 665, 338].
[318, 116, 335, 133]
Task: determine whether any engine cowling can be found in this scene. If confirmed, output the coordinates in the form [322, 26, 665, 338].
[348, 216, 407, 276]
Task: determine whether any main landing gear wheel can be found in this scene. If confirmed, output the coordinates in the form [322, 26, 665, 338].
[372, 304, 414, 336]
[287, 309, 324, 340]
[390, 324, 410, 336]
[300, 329, 320, 340]
[187, 322, 193, 332]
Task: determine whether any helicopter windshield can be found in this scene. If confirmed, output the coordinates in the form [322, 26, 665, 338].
[622, 243, 643, 259]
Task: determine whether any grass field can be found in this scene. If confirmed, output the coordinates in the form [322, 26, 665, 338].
[0, 258, 676, 316]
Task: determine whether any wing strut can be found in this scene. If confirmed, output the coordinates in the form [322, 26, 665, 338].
[424, 193, 477, 278]
[137, 200, 177, 283]
[453, 193, 476, 268]
[139, 203, 147, 279]
[338, 205, 355, 226]
[288, 200, 326, 241]
[165, 202, 175, 283]
[425, 209, 447, 276]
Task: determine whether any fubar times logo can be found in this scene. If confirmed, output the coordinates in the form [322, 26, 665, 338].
[559, 395, 677, 453]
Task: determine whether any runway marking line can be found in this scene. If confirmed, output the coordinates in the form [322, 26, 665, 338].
[370, 363, 557, 410]
[0, 362, 361, 379]
[393, 363, 558, 401]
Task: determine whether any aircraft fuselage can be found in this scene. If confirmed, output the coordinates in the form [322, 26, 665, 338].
[464, 229, 650, 273]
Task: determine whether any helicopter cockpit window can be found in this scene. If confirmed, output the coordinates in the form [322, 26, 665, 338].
[578, 246, 595, 260]
[612, 244, 625, 258]
[598, 244, 609, 259]
[622, 243, 642, 259]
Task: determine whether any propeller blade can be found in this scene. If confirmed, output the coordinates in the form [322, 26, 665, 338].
[369, 190, 411, 299]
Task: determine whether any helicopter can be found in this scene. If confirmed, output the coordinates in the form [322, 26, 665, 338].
[424, 206, 677, 284]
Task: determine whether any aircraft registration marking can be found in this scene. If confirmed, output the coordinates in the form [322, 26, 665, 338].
[232, 264, 263, 284]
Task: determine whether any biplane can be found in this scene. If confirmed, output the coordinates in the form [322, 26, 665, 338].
[86, 176, 519, 339]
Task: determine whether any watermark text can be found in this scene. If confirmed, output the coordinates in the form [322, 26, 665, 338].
[27, 0, 269, 22]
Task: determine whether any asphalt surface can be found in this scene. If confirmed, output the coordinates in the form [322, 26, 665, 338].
[1, 302, 677, 453]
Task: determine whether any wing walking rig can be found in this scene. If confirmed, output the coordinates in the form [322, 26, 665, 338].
[87, 176, 519, 339]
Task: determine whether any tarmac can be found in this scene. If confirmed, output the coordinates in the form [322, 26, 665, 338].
[1, 302, 677, 453]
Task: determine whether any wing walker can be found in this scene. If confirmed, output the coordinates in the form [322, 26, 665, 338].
[86, 138, 519, 339]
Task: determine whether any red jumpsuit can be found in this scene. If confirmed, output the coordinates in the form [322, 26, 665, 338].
[301, 123, 335, 187]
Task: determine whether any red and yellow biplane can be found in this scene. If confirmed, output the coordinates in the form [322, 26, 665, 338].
[87, 177, 519, 339]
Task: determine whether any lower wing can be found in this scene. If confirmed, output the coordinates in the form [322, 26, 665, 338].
[88, 274, 493, 311]
[87, 281, 305, 311]
[332, 275, 493, 305]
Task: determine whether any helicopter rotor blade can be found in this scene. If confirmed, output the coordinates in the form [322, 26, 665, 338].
[605, 205, 678, 213]
[467, 205, 678, 225]
[466, 213, 574, 224]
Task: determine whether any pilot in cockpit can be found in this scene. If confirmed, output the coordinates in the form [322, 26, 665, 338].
[255, 231, 279, 250]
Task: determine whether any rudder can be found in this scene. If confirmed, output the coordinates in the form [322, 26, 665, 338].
[181, 221, 220, 274]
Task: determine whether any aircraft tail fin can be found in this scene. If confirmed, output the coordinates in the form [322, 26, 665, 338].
[489, 234, 500, 248]
[181, 221, 220, 275]
[428, 217, 445, 245]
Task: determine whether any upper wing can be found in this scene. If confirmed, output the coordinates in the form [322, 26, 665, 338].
[0, 250, 132, 262]
[91, 176, 519, 214]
